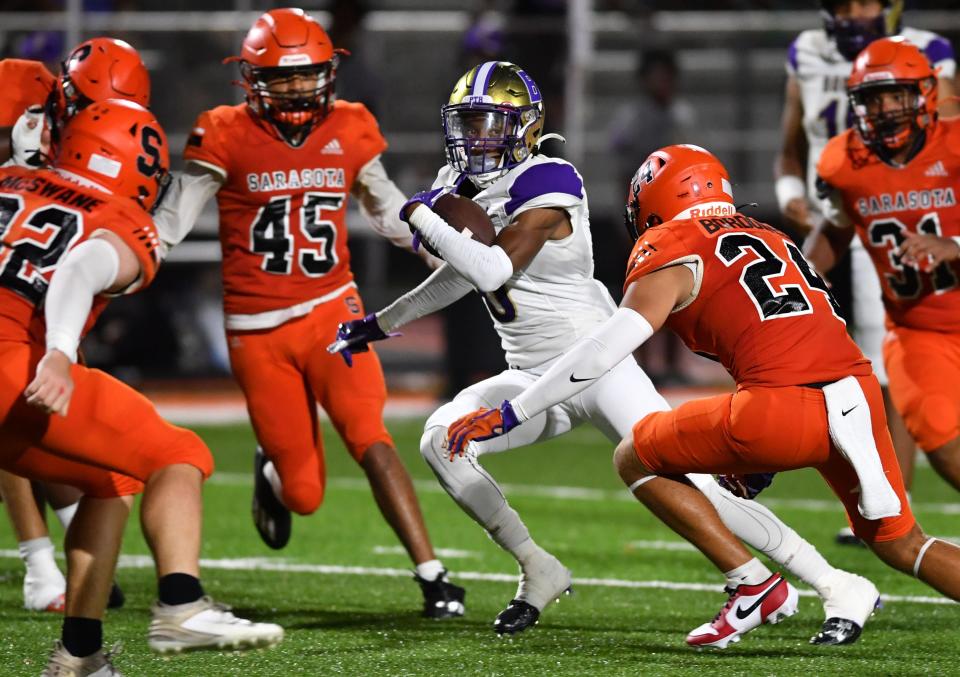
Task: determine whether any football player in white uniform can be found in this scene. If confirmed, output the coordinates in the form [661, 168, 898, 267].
[331, 61, 879, 646]
[775, 0, 957, 542]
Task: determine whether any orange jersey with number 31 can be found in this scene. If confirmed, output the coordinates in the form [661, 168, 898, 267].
[624, 214, 871, 388]
[183, 100, 387, 316]
[818, 118, 960, 332]
[0, 166, 161, 340]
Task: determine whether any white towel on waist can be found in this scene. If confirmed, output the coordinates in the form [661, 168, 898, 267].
[822, 376, 901, 520]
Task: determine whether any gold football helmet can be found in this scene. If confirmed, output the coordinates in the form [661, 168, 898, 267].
[443, 61, 544, 177]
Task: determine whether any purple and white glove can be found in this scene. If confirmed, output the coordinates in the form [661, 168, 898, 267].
[326, 313, 397, 367]
[400, 175, 466, 253]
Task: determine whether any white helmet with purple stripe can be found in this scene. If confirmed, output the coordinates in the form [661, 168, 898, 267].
[443, 61, 544, 181]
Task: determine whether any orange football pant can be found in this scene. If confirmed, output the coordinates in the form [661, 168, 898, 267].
[0, 337, 212, 499]
[227, 287, 393, 515]
[632, 373, 914, 543]
[883, 325, 960, 452]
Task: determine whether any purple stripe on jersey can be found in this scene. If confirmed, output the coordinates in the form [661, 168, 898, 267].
[924, 36, 955, 67]
[505, 162, 583, 215]
[516, 68, 542, 103]
[786, 38, 799, 74]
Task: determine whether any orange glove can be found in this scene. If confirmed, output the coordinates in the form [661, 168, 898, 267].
[446, 400, 521, 461]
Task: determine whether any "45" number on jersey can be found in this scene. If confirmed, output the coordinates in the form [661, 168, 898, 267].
[249, 192, 344, 276]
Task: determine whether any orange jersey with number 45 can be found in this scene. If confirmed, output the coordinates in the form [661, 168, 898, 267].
[183, 100, 387, 317]
[624, 214, 871, 388]
[818, 118, 960, 332]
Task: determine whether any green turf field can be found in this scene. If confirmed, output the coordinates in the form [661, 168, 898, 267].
[0, 420, 957, 676]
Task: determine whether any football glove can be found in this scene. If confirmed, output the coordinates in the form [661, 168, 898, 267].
[400, 175, 466, 253]
[10, 105, 47, 168]
[326, 313, 397, 367]
[716, 472, 777, 500]
[446, 400, 521, 461]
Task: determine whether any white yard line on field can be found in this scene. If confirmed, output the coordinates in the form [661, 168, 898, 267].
[208, 472, 960, 515]
[0, 549, 951, 607]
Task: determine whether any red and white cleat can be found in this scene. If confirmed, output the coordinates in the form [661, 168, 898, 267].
[686, 572, 799, 649]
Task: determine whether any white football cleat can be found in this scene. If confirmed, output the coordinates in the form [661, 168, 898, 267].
[810, 569, 880, 645]
[686, 572, 798, 649]
[148, 596, 283, 654]
[24, 572, 66, 613]
[41, 640, 122, 676]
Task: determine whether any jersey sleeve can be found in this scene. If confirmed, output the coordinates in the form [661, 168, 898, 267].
[623, 225, 696, 292]
[785, 37, 800, 77]
[504, 161, 584, 218]
[0, 60, 55, 127]
[183, 109, 230, 180]
[100, 206, 163, 293]
[924, 35, 956, 80]
[344, 103, 389, 173]
[814, 134, 852, 226]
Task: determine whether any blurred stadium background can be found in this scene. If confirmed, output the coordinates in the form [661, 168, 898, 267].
[4, 0, 959, 416]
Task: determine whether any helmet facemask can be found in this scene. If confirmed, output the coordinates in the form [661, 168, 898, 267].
[820, 1, 901, 61]
[850, 80, 932, 156]
[242, 59, 338, 147]
[443, 102, 539, 181]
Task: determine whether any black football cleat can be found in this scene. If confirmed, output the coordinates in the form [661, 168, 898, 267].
[493, 599, 540, 635]
[107, 581, 125, 609]
[414, 570, 465, 619]
[835, 527, 866, 547]
[252, 447, 291, 550]
[810, 617, 864, 645]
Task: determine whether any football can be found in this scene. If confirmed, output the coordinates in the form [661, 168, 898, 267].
[431, 193, 497, 246]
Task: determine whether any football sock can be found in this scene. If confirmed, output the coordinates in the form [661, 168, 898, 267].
[262, 459, 285, 505]
[783, 538, 833, 591]
[724, 557, 773, 588]
[415, 559, 445, 582]
[62, 617, 102, 658]
[158, 573, 204, 606]
[486, 502, 535, 559]
[54, 502, 79, 531]
[19, 537, 62, 580]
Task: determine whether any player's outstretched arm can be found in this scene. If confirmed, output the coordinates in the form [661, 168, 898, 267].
[152, 163, 223, 257]
[446, 265, 692, 457]
[775, 75, 812, 233]
[803, 218, 855, 276]
[24, 232, 141, 416]
[327, 262, 474, 365]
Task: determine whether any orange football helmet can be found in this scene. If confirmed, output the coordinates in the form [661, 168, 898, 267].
[49, 37, 150, 123]
[229, 8, 342, 147]
[625, 144, 734, 241]
[56, 99, 170, 213]
[847, 36, 937, 154]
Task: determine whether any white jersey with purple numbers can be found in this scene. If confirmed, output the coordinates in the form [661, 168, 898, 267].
[787, 27, 956, 200]
[431, 155, 617, 369]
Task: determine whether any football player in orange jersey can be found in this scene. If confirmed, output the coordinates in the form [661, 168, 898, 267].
[153, 7, 464, 617]
[0, 36, 149, 614]
[806, 37, 960, 492]
[2, 100, 283, 674]
[446, 144, 960, 647]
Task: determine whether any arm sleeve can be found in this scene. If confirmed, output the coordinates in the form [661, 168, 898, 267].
[376, 263, 475, 332]
[512, 308, 655, 422]
[152, 168, 222, 255]
[44, 238, 120, 362]
[408, 205, 514, 292]
[349, 104, 390, 172]
[352, 155, 442, 268]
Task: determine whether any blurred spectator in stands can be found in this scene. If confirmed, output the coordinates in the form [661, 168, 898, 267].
[604, 48, 697, 386]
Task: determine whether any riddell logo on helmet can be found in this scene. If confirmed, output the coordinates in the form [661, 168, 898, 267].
[689, 204, 735, 218]
[279, 54, 311, 67]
